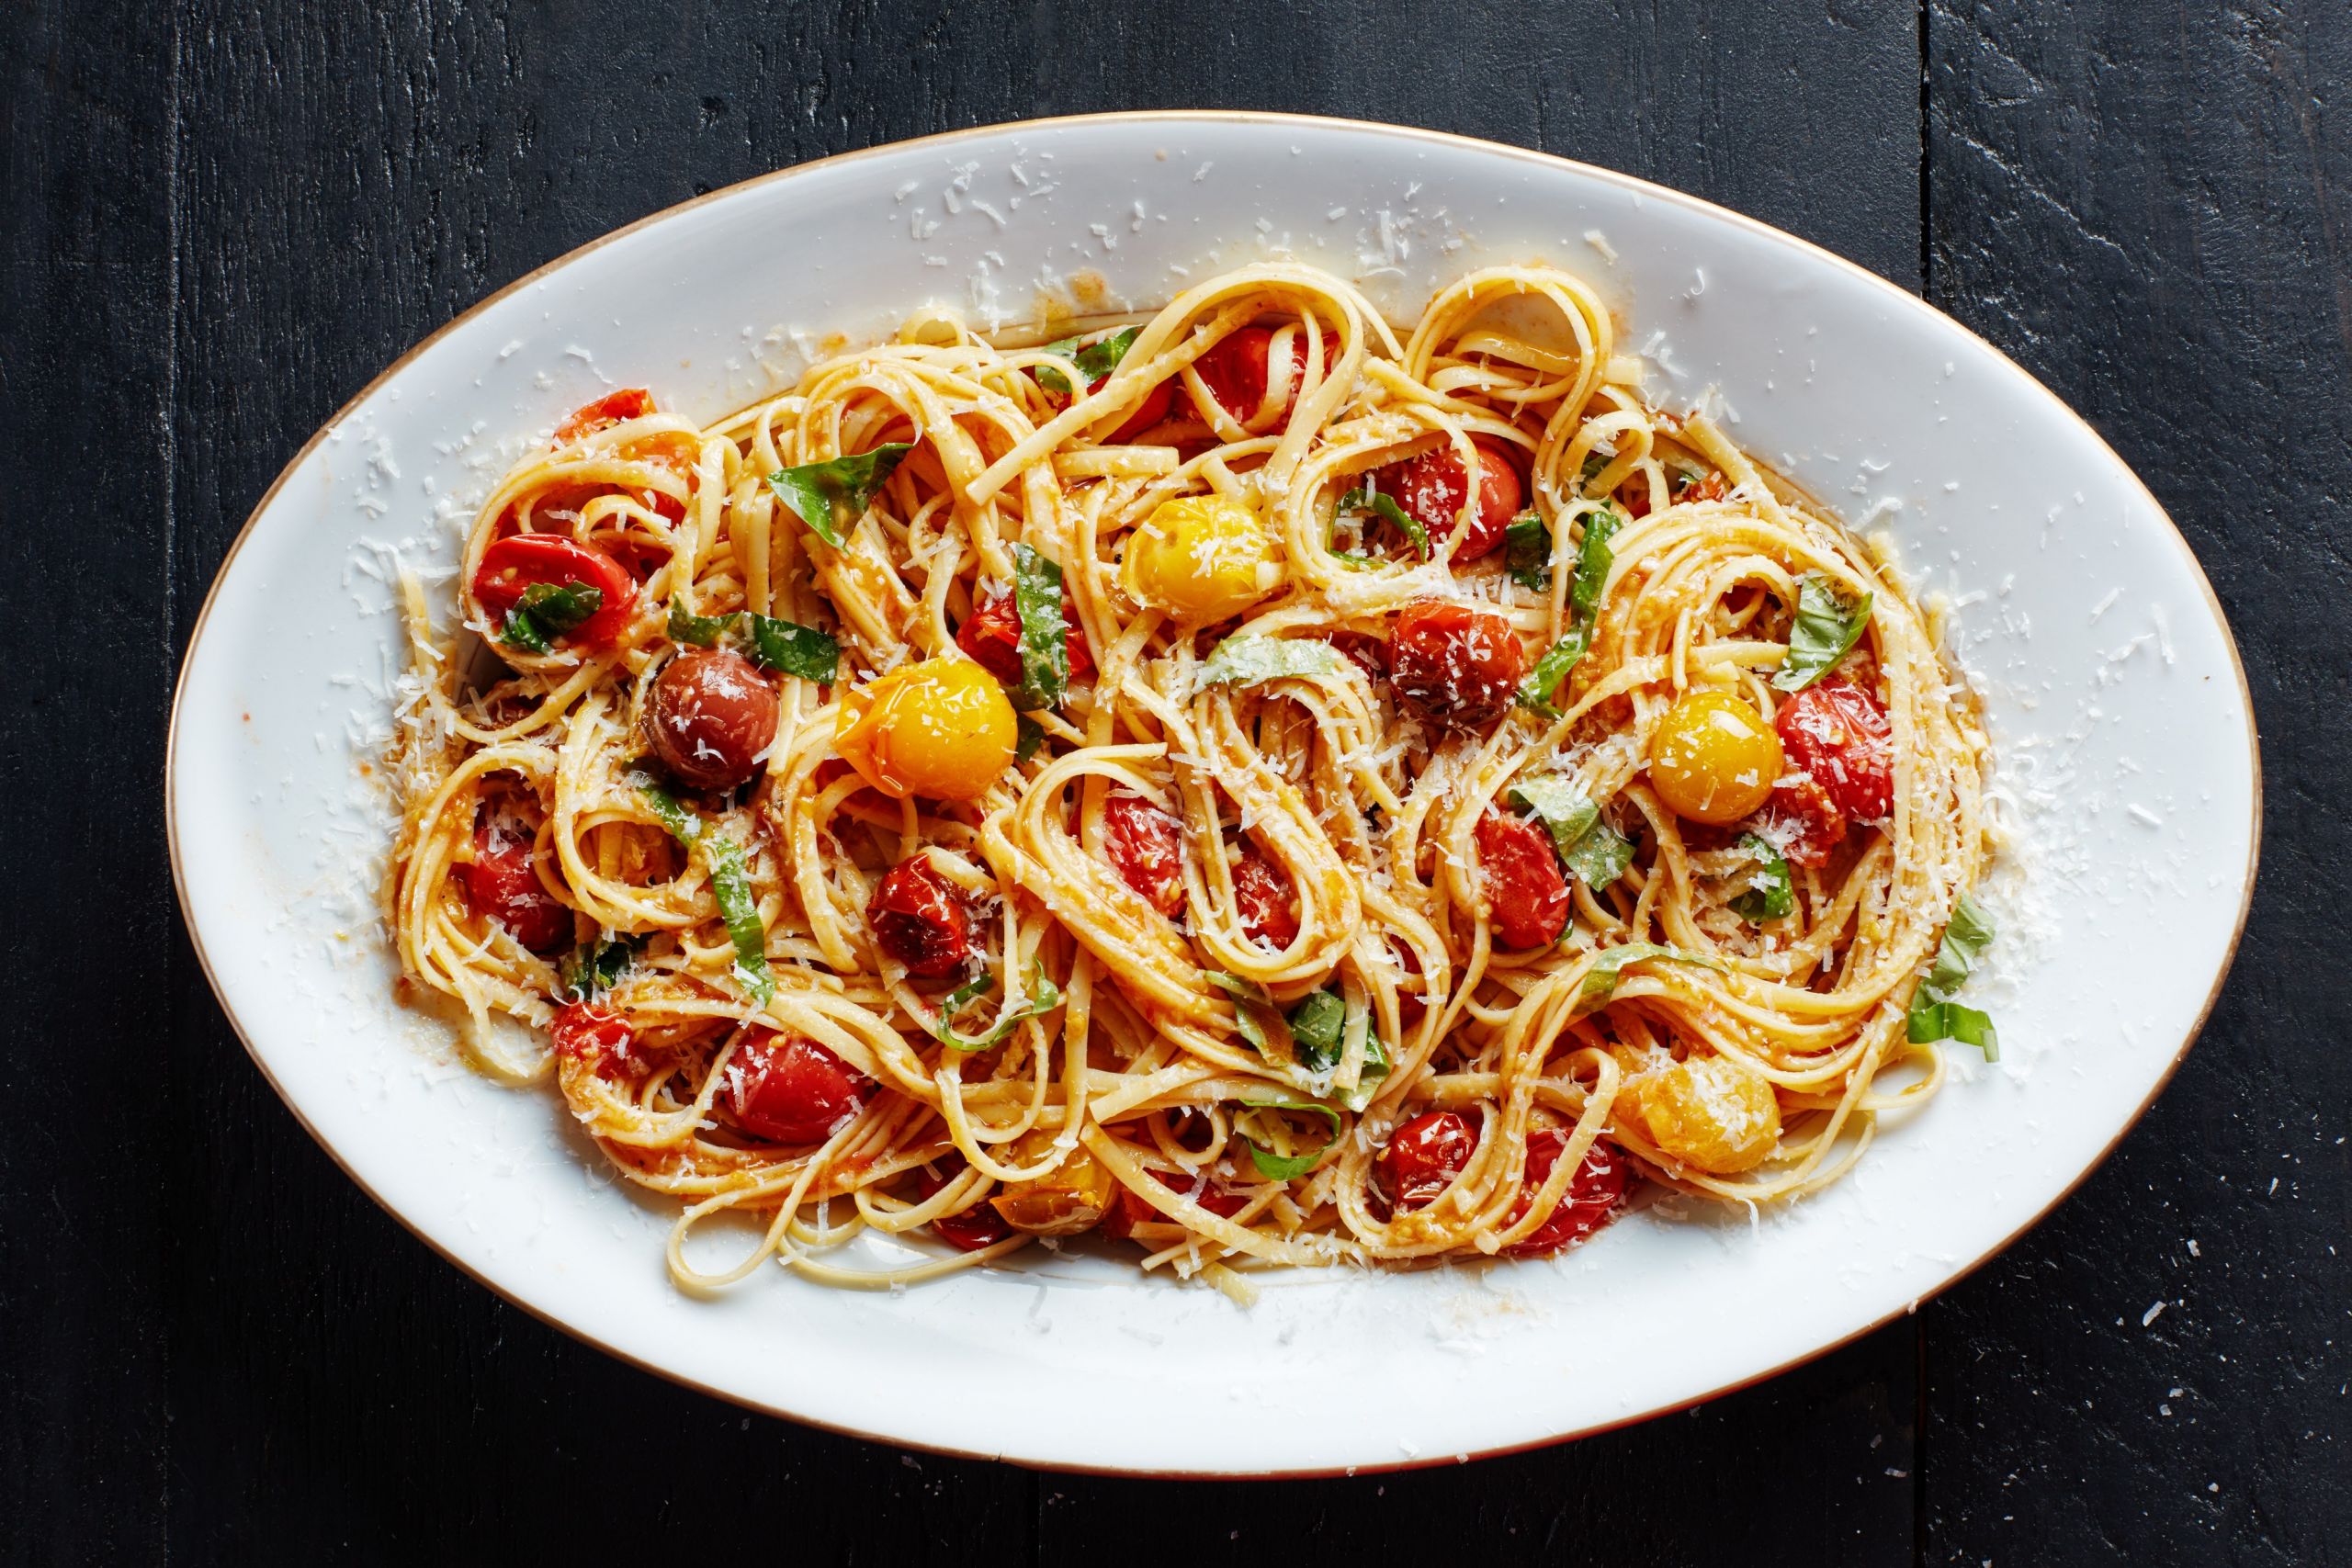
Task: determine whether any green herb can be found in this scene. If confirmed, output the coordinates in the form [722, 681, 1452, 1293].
[1562, 819, 1635, 889]
[746, 615, 840, 683]
[1772, 572, 1872, 692]
[1008, 544, 1071, 711]
[1506, 773, 1636, 891]
[1205, 971, 1275, 1053]
[1284, 989, 1348, 1073]
[1571, 943, 1723, 1017]
[1014, 714, 1046, 761]
[1237, 1098, 1345, 1180]
[1905, 892, 1999, 1061]
[1339, 1032, 1392, 1112]
[666, 600, 733, 648]
[1728, 833, 1795, 923]
[1505, 513, 1552, 590]
[699, 835, 774, 1006]
[1336, 484, 1430, 559]
[768, 444, 914, 548]
[1196, 636, 1345, 693]
[933, 965, 1065, 1053]
[1577, 450, 1611, 487]
[635, 777, 703, 844]
[1034, 326, 1142, 398]
[557, 933, 645, 1004]
[1516, 507, 1621, 716]
[500, 582, 605, 654]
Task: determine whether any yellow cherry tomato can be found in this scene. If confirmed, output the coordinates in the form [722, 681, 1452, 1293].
[1647, 690, 1783, 825]
[989, 1130, 1114, 1235]
[1623, 1053, 1781, 1174]
[834, 657, 1015, 801]
[1122, 494, 1279, 620]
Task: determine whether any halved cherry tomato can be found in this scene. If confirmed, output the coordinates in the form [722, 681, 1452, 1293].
[1231, 843, 1301, 950]
[1100, 1168, 1249, 1242]
[1504, 1129, 1625, 1256]
[460, 824, 571, 953]
[1774, 677, 1893, 823]
[553, 1002, 634, 1076]
[1092, 368, 1175, 444]
[1389, 599, 1528, 729]
[1193, 324, 1337, 429]
[721, 1029, 872, 1144]
[955, 586, 1097, 685]
[1103, 789, 1187, 917]
[551, 388, 655, 446]
[470, 535, 638, 650]
[1751, 775, 1849, 868]
[1382, 1110, 1479, 1212]
[1475, 810, 1570, 949]
[866, 856, 975, 979]
[1377, 436, 1524, 562]
[912, 1156, 1013, 1252]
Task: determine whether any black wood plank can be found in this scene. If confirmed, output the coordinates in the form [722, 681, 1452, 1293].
[0, 6, 176, 1566]
[152, 2, 1919, 1562]
[1925, 3, 2350, 1563]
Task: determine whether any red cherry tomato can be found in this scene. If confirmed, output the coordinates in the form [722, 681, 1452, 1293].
[955, 586, 1097, 685]
[551, 387, 655, 446]
[1383, 1110, 1478, 1211]
[1751, 775, 1849, 868]
[1389, 599, 1528, 729]
[1103, 789, 1187, 917]
[1475, 810, 1570, 949]
[1323, 630, 1388, 680]
[1504, 1129, 1625, 1256]
[552, 1003, 634, 1076]
[721, 1030, 872, 1144]
[913, 1156, 1013, 1252]
[470, 535, 638, 650]
[1379, 436, 1524, 562]
[646, 648, 779, 792]
[1100, 1168, 1249, 1242]
[1775, 677, 1893, 823]
[1092, 369, 1176, 444]
[866, 856, 976, 979]
[1231, 843, 1301, 950]
[1193, 325, 1337, 429]
[459, 824, 571, 953]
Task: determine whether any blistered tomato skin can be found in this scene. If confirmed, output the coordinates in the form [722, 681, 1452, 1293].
[470, 535, 639, 650]
[551, 387, 654, 446]
[1122, 495, 1278, 620]
[1102, 789, 1188, 917]
[1193, 324, 1335, 430]
[1753, 775, 1849, 868]
[1648, 690, 1785, 826]
[1383, 1111, 1478, 1211]
[1381, 436, 1525, 561]
[989, 1131, 1115, 1235]
[865, 856, 975, 979]
[1474, 811, 1571, 948]
[833, 658, 1017, 802]
[1504, 1130, 1625, 1256]
[646, 648, 779, 792]
[1388, 599, 1528, 728]
[956, 586, 1096, 685]
[722, 1031, 873, 1145]
[460, 825, 571, 953]
[1623, 1054, 1781, 1174]
[553, 1003, 634, 1076]
[1774, 677, 1894, 823]
[1230, 843, 1301, 950]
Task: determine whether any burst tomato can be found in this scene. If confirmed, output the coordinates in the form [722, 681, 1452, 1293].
[1103, 789, 1187, 917]
[1751, 775, 1849, 868]
[1774, 677, 1893, 823]
[955, 586, 1097, 685]
[1100, 1167, 1250, 1241]
[459, 823, 571, 953]
[552, 1002, 634, 1076]
[1504, 1129, 1625, 1256]
[866, 857, 975, 979]
[1474, 810, 1570, 949]
[470, 535, 638, 650]
[1231, 843, 1301, 950]
[912, 1156, 1013, 1252]
[1382, 1111, 1479, 1211]
[1193, 324, 1337, 429]
[721, 1030, 871, 1145]
[1378, 436, 1524, 561]
[551, 387, 655, 446]
[1389, 599, 1528, 729]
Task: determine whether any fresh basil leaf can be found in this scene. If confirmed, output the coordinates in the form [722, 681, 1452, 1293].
[699, 834, 774, 1006]
[1577, 451, 1611, 486]
[667, 599, 734, 648]
[1571, 943, 1722, 1017]
[934, 965, 1063, 1053]
[1505, 513, 1551, 590]
[634, 776, 704, 844]
[1906, 891, 1998, 1060]
[1562, 819, 1635, 890]
[558, 933, 645, 1004]
[1014, 714, 1046, 761]
[1336, 484, 1430, 560]
[1516, 508, 1620, 716]
[501, 581, 604, 653]
[746, 615, 840, 683]
[1071, 325, 1140, 383]
[1205, 971, 1273, 1053]
[1285, 989, 1348, 1073]
[1196, 636, 1346, 693]
[1008, 544, 1071, 711]
[1772, 572, 1872, 692]
[1237, 1098, 1345, 1181]
[768, 444, 913, 548]
[1506, 775, 1600, 859]
[1727, 832, 1795, 922]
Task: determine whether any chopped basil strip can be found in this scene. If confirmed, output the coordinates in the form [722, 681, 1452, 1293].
[1772, 572, 1872, 692]
[1008, 544, 1071, 711]
[1014, 714, 1046, 761]
[746, 615, 839, 683]
[634, 777, 703, 844]
[1072, 325, 1140, 382]
[558, 933, 644, 1004]
[1516, 507, 1621, 716]
[1507, 773, 1635, 890]
[1197, 636, 1345, 693]
[1571, 943, 1723, 1016]
[700, 835, 774, 1006]
[1284, 989, 1348, 1073]
[1336, 484, 1430, 559]
[1906, 892, 1999, 1061]
[1729, 832, 1795, 922]
[1505, 513, 1551, 590]
[1205, 971, 1275, 1053]
[933, 965, 1064, 1053]
[666, 599, 732, 647]
[1339, 1031, 1393, 1113]
[1562, 818, 1635, 889]
[1237, 1098, 1345, 1180]
[768, 444, 913, 548]
[500, 581, 604, 654]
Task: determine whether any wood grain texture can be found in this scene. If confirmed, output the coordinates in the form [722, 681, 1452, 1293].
[1925, 2, 2349, 1562]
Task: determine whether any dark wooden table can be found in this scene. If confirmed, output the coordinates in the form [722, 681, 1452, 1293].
[6, 3, 2343, 1562]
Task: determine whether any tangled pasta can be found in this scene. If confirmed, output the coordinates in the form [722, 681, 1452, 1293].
[386, 259, 1995, 1297]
